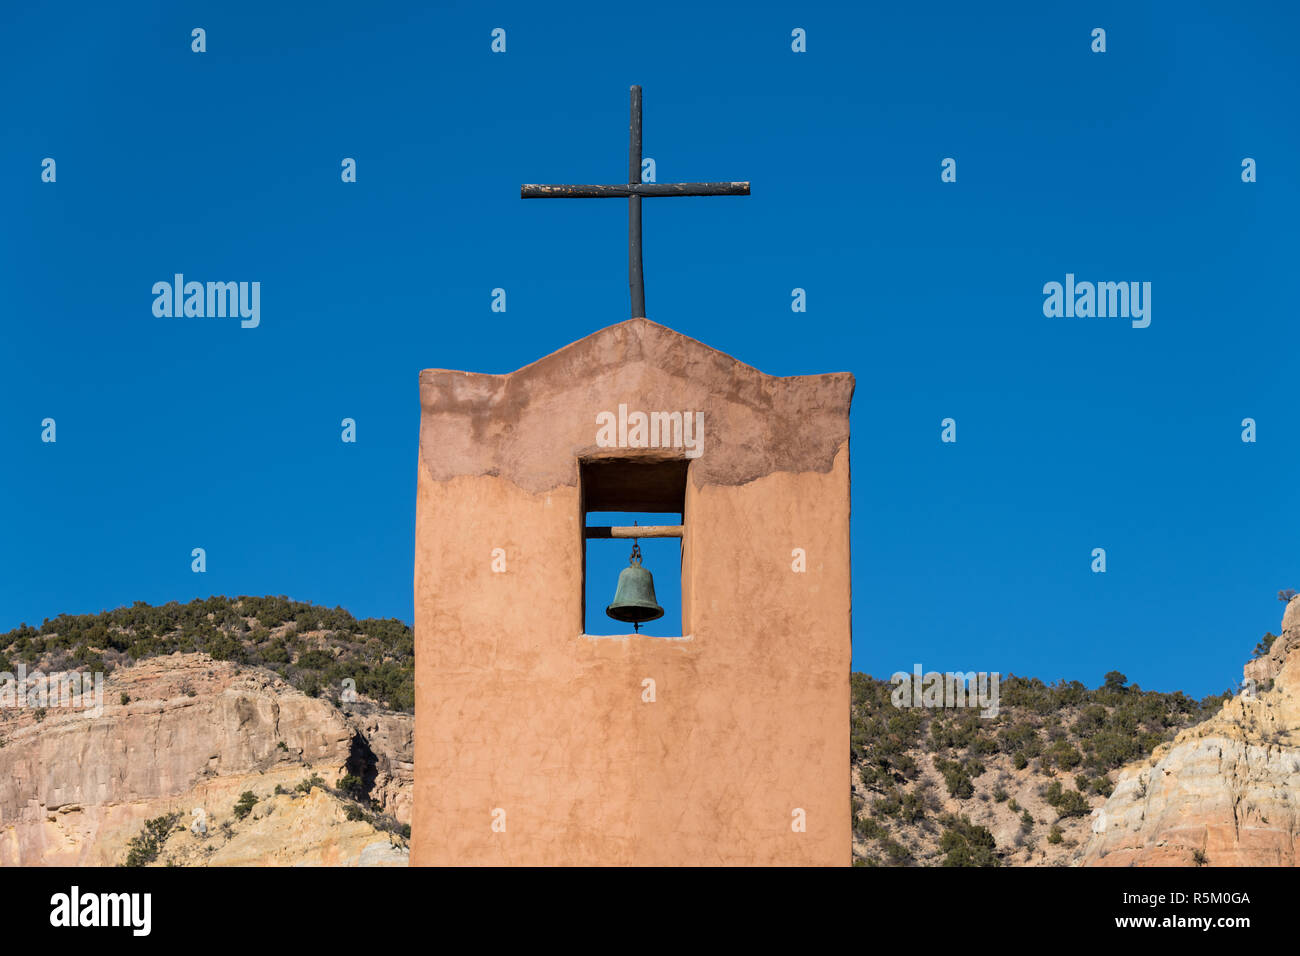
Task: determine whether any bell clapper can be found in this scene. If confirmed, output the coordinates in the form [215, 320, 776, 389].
[631, 531, 641, 632]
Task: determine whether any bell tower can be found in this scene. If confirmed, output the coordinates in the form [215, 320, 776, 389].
[412, 317, 854, 865]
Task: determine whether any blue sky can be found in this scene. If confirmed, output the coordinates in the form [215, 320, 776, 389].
[2, 1, 1296, 696]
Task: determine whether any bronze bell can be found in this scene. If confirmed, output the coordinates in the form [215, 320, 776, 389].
[605, 540, 664, 631]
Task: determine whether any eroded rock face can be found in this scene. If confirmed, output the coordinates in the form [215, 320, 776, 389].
[1244, 597, 1300, 688]
[1081, 598, 1300, 867]
[0, 654, 412, 866]
[161, 788, 408, 867]
[345, 709, 415, 826]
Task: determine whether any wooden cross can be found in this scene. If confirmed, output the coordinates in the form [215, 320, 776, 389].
[521, 85, 750, 319]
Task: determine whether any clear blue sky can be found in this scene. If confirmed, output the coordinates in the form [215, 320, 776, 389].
[2, 1, 1297, 696]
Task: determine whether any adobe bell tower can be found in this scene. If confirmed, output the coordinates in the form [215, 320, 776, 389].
[412, 317, 853, 865]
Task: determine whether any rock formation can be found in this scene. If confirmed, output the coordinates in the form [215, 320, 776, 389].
[1244, 596, 1300, 688]
[0, 653, 412, 866]
[1081, 597, 1300, 866]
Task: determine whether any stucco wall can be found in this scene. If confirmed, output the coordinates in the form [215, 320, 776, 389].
[413, 319, 853, 865]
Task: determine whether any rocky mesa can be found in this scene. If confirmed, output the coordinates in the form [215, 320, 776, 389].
[0, 653, 413, 866]
[1081, 596, 1300, 866]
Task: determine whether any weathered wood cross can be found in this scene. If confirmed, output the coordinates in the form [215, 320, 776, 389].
[521, 85, 750, 319]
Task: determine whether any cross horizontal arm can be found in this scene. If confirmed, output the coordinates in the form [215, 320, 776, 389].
[521, 182, 750, 199]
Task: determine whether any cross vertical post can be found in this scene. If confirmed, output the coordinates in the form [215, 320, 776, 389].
[628, 85, 645, 318]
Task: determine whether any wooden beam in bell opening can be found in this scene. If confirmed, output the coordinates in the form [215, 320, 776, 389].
[584, 525, 683, 539]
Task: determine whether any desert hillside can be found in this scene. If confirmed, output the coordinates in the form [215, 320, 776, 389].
[0, 597, 413, 866]
[849, 669, 1229, 866]
[2, 594, 1291, 866]
[1, 594, 413, 711]
[849, 594, 1299, 867]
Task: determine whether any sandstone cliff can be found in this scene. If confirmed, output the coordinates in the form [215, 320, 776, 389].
[0, 653, 412, 866]
[1081, 597, 1300, 866]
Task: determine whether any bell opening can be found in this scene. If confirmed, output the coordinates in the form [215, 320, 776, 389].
[584, 510, 682, 636]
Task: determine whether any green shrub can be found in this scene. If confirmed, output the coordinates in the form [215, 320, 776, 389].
[881, 837, 911, 864]
[938, 814, 999, 867]
[1046, 738, 1082, 770]
[1054, 789, 1090, 818]
[233, 791, 258, 820]
[1044, 780, 1090, 818]
[336, 774, 366, 800]
[854, 814, 886, 841]
[121, 813, 181, 867]
[936, 759, 975, 799]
